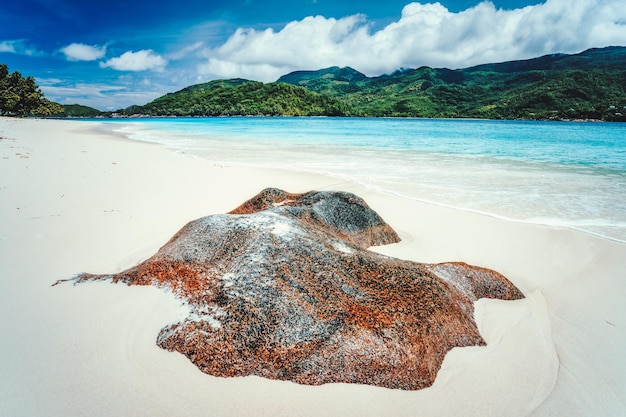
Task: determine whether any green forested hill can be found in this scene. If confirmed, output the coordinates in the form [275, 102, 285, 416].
[118, 46, 626, 121]
[276, 47, 626, 121]
[58, 104, 104, 117]
[120, 79, 349, 117]
[465, 46, 626, 72]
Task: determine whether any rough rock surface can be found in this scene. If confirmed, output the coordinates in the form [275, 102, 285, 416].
[71, 188, 524, 390]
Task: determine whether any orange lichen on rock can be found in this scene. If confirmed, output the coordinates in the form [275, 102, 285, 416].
[69, 188, 524, 390]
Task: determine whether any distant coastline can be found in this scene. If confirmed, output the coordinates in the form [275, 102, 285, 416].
[56, 46, 626, 122]
[56, 114, 619, 123]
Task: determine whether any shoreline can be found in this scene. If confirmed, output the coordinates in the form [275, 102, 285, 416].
[53, 113, 625, 123]
[87, 117, 626, 245]
[1, 117, 625, 416]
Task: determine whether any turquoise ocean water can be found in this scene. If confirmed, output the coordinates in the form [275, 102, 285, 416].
[88, 117, 626, 243]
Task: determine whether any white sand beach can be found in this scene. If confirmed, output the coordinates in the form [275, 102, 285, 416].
[0, 117, 624, 416]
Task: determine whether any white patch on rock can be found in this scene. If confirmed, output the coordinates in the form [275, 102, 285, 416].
[221, 273, 236, 288]
[332, 240, 354, 254]
[272, 199, 294, 207]
[188, 305, 227, 329]
[430, 264, 473, 298]
[271, 221, 292, 237]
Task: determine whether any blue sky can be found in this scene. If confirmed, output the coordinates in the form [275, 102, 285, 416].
[1, 0, 625, 110]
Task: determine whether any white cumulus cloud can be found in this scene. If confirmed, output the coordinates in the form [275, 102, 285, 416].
[0, 40, 17, 53]
[60, 43, 107, 61]
[0, 39, 45, 56]
[197, 0, 626, 81]
[100, 49, 168, 71]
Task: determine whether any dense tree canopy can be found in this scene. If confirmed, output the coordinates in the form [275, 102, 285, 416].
[120, 80, 350, 117]
[277, 47, 626, 121]
[0, 64, 62, 116]
[58, 104, 104, 118]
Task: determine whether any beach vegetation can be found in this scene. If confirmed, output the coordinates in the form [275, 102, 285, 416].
[0, 63, 63, 116]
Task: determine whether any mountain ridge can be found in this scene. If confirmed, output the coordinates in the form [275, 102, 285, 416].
[72, 46, 626, 121]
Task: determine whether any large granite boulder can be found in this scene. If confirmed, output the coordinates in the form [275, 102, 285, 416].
[70, 188, 524, 390]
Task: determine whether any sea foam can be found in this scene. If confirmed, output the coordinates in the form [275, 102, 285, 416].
[103, 117, 626, 242]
